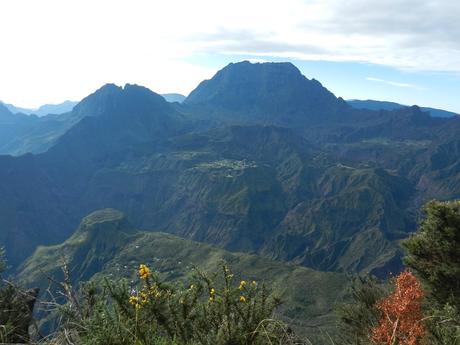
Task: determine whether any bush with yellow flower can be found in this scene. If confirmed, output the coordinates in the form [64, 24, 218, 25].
[42, 262, 293, 345]
[120, 263, 285, 344]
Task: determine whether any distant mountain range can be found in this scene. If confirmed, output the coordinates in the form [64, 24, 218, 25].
[3, 88, 455, 119]
[161, 93, 186, 103]
[0, 100, 91, 155]
[2, 61, 460, 338]
[1, 100, 78, 116]
[347, 99, 458, 118]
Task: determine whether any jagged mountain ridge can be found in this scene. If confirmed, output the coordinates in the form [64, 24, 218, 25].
[0, 83, 187, 265]
[0, 61, 451, 155]
[0, 84, 184, 156]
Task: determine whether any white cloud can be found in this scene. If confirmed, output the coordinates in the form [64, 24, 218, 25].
[246, 58, 270, 64]
[0, 0, 458, 107]
[366, 77, 421, 89]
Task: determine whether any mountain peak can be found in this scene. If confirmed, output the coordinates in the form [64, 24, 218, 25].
[184, 61, 342, 125]
[225, 60, 302, 74]
[72, 83, 169, 118]
[185, 61, 305, 106]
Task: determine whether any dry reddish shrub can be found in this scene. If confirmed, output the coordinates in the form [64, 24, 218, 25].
[371, 270, 425, 345]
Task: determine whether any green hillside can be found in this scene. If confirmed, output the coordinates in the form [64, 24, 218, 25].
[18, 209, 348, 341]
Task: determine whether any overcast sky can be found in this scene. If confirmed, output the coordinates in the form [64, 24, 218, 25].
[1, 0, 459, 112]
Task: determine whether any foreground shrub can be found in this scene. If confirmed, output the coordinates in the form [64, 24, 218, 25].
[0, 247, 39, 343]
[425, 303, 460, 345]
[45, 263, 301, 345]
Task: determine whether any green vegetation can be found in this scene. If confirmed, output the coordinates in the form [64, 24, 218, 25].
[403, 200, 460, 308]
[6, 200, 460, 344]
[0, 247, 39, 343]
[336, 276, 388, 345]
[337, 200, 460, 345]
[4, 61, 460, 344]
[18, 209, 348, 342]
[403, 200, 460, 344]
[3, 120, 409, 274]
[46, 264, 294, 345]
[0, 61, 441, 275]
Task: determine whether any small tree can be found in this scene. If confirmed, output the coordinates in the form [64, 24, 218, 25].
[403, 200, 460, 345]
[370, 270, 425, 345]
[403, 200, 460, 309]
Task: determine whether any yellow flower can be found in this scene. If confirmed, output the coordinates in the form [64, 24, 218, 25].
[210, 288, 215, 295]
[138, 264, 150, 279]
[209, 296, 214, 303]
[129, 296, 139, 305]
[140, 292, 148, 305]
[189, 284, 195, 290]
[251, 280, 257, 286]
[149, 285, 162, 298]
[238, 280, 247, 290]
[239, 296, 247, 302]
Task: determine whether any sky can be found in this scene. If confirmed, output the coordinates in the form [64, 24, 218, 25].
[0, 0, 459, 113]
